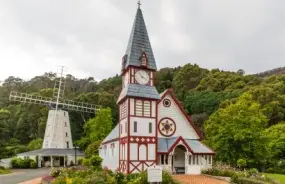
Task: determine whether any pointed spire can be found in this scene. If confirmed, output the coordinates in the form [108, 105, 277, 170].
[137, 0, 141, 9]
[122, 2, 157, 71]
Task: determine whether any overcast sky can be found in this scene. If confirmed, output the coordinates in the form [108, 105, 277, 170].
[0, 0, 285, 81]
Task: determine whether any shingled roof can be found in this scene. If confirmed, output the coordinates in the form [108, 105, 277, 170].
[117, 84, 160, 103]
[123, 6, 157, 70]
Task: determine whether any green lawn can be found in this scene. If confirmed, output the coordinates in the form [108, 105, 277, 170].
[266, 173, 285, 184]
[0, 168, 11, 175]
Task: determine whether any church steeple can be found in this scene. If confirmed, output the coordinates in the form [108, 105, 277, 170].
[122, 3, 157, 71]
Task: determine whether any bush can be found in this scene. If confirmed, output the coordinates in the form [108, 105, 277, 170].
[50, 168, 62, 177]
[235, 177, 270, 184]
[82, 158, 90, 166]
[237, 159, 247, 168]
[30, 160, 37, 168]
[89, 155, 102, 169]
[77, 158, 83, 165]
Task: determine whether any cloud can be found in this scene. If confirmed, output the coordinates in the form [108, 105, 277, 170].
[0, 0, 285, 81]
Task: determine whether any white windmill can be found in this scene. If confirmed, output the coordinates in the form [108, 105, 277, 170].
[9, 66, 100, 150]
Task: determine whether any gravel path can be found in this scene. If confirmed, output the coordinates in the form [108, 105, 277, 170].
[0, 168, 50, 184]
[174, 175, 229, 184]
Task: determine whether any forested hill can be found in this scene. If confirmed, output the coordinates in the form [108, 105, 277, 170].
[255, 66, 285, 78]
[1, 63, 285, 170]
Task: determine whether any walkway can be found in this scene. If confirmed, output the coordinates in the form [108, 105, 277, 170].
[0, 168, 50, 184]
[174, 175, 229, 184]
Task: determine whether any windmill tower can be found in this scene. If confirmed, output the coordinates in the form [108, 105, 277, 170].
[9, 66, 100, 149]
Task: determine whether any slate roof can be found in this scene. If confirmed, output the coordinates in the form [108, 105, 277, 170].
[123, 7, 157, 70]
[117, 84, 160, 103]
[102, 123, 119, 144]
[158, 137, 215, 154]
[17, 148, 84, 156]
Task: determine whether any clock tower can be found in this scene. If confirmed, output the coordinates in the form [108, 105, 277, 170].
[117, 4, 160, 174]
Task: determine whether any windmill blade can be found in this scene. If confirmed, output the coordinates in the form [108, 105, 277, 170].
[9, 91, 100, 113]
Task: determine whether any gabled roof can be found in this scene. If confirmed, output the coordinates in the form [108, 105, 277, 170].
[159, 89, 202, 139]
[123, 7, 157, 70]
[158, 137, 215, 155]
[101, 123, 119, 144]
[117, 84, 160, 104]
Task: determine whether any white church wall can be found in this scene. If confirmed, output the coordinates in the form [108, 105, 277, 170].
[130, 117, 156, 137]
[148, 143, 156, 160]
[100, 141, 119, 171]
[138, 145, 147, 160]
[158, 94, 199, 139]
[130, 143, 138, 160]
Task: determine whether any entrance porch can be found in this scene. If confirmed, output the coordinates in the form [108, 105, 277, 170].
[157, 137, 215, 174]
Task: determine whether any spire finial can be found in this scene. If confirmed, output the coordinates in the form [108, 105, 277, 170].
[137, 0, 141, 8]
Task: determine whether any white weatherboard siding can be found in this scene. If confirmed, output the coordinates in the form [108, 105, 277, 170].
[43, 110, 73, 149]
[130, 143, 138, 160]
[100, 141, 119, 171]
[130, 117, 156, 136]
[158, 94, 199, 139]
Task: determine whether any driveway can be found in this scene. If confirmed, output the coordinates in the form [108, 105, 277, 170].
[0, 168, 50, 184]
[174, 175, 229, 184]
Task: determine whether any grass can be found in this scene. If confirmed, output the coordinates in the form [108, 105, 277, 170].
[266, 173, 285, 184]
[0, 168, 11, 175]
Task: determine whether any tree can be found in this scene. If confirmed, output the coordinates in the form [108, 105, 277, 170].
[173, 64, 208, 99]
[27, 138, 43, 151]
[204, 93, 269, 168]
[263, 123, 285, 161]
[77, 108, 113, 156]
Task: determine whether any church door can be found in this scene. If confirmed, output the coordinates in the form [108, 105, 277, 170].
[173, 145, 187, 174]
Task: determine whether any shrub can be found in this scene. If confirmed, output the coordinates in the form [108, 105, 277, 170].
[30, 160, 37, 168]
[82, 158, 90, 166]
[70, 160, 74, 166]
[235, 177, 270, 184]
[237, 159, 247, 168]
[77, 158, 83, 165]
[50, 168, 62, 177]
[89, 155, 102, 169]
[11, 158, 20, 168]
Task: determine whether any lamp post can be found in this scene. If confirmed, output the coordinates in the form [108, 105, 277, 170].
[74, 144, 77, 166]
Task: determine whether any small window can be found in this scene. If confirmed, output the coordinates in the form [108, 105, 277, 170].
[65, 122, 67, 127]
[66, 141, 69, 148]
[209, 156, 212, 164]
[134, 121, 137, 133]
[193, 155, 195, 165]
[125, 122, 127, 133]
[149, 122, 152, 133]
[163, 99, 171, 107]
[66, 132, 68, 137]
[120, 124, 122, 134]
[189, 155, 192, 165]
[64, 112, 66, 117]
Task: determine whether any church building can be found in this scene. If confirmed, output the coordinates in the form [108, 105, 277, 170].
[99, 3, 215, 175]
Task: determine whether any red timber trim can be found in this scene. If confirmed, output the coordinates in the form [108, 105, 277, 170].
[129, 160, 156, 173]
[129, 136, 156, 143]
[127, 97, 130, 173]
[122, 65, 155, 76]
[155, 100, 158, 165]
[158, 89, 202, 139]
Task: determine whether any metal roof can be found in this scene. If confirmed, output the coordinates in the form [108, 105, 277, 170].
[158, 137, 214, 154]
[17, 148, 84, 156]
[124, 7, 157, 70]
[117, 84, 160, 103]
[102, 123, 119, 144]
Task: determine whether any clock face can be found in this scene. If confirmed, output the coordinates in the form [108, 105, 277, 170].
[135, 70, 150, 85]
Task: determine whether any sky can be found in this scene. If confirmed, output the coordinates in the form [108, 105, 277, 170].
[0, 0, 285, 82]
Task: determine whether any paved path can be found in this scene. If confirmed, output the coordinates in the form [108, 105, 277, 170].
[174, 175, 229, 184]
[0, 168, 50, 184]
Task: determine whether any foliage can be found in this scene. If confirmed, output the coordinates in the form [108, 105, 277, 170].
[0, 167, 11, 175]
[11, 157, 35, 168]
[237, 159, 247, 169]
[89, 155, 103, 169]
[266, 173, 285, 184]
[52, 167, 179, 184]
[173, 63, 208, 99]
[204, 93, 269, 167]
[27, 138, 42, 151]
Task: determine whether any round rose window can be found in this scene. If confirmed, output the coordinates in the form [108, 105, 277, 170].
[158, 118, 176, 137]
[163, 99, 171, 107]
